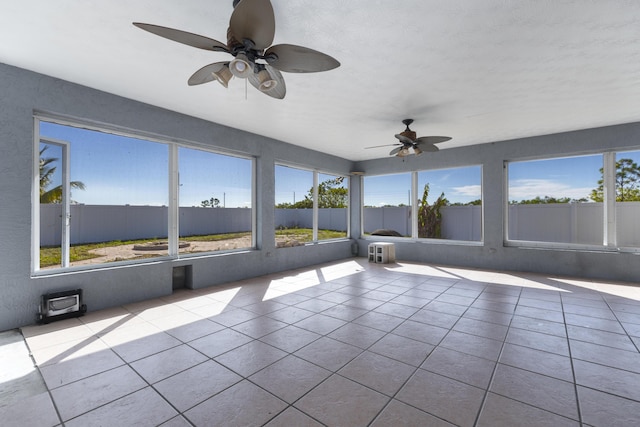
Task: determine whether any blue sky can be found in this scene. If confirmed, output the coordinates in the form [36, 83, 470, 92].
[40, 121, 640, 207]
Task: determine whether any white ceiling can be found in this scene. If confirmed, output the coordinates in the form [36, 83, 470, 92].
[2, 1, 640, 161]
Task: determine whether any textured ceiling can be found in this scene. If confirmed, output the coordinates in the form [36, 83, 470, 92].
[2, 0, 640, 161]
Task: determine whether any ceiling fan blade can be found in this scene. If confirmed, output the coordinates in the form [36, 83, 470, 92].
[416, 136, 452, 145]
[265, 44, 340, 73]
[133, 23, 229, 52]
[389, 146, 403, 156]
[229, 0, 275, 50]
[364, 143, 401, 149]
[188, 62, 230, 86]
[394, 134, 414, 145]
[415, 143, 439, 152]
[248, 65, 286, 99]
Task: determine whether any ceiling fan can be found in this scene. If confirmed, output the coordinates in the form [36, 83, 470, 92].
[366, 119, 452, 157]
[133, 0, 340, 99]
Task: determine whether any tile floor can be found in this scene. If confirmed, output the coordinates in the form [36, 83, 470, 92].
[2, 259, 640, 426]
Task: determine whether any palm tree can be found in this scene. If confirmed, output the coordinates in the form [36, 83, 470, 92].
[39, 145, 85, 203]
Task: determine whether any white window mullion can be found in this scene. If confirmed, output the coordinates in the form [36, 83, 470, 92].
[411, 172, 418, 239]
[168, 144, 179, 256]
[312, 171, 319, 242]
[603, 152, 617, 247]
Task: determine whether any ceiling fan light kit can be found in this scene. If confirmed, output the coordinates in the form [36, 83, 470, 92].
[212, 64, 233, 88]
[133, 0, 340, 99]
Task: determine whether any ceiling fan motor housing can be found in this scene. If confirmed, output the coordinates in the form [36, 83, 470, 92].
[400, 130, 417, 141]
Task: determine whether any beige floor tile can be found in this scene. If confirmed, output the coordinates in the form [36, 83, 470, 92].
[184, 380, 287, 427]
[338, 351, 415, 396]
[569, 340, 640, 374]
[509, 314, 567, 337]
[249, 355, 331, 403]
[369, 333, 435, 367]
[207, 307, 261, 327]
[439, 330, 503, 361]
[130, 344, 208, 384]
[259, 325, 321, 353]
[1, 391, 60, 427]
[372, 301, 420, 319]
[294, 313, 347, 335]
[578, 386, 640, 427]
[154, 359, 241, 412]
[215, 340, 287, 377]
[321, 304, 368, 321]
[370, 399, 455, 427]
[187, 327, 253, 358]
[396, 370, 485, 427]
[477, 392, 579, 427]
[573, 359, 640, 401]
[352, 311, 405, 332]
[392, 319, 449, 345]
[64, 387, 177, 427]
[453, 317, 509, 341]
[567, 324, 637, 351]
[490, 364, 579, 420]
[327, 323, 386, 349]
[295, 374, 389, 427]
[410, 309, 459, 328]
[40, 345, 123, 389]
[294, 336, 363, 372]
[499, 342, 574, 382]
[23, 322, 95, 351]
[51, 365, 146, 421]
[231, 316, 288, 339]
[421, 346, 496, 389]
[505, 327, 570, 356]
[263, 407, 324, 427]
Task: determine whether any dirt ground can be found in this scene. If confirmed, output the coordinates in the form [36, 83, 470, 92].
[70, 235, 302, 267]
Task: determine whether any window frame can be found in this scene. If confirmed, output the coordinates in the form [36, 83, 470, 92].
[361, 167, 484, 246]
[32, 114, 257, 275]
[503, 150, 640, 253]
[274, 162, 350, 246]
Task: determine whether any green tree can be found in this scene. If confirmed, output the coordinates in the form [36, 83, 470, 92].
[418, 184, 448, 238]
[39, 146, 85, 203]
[200, 197, 220, 208]
[590, 158, 640, 202]
[277, 177, 347, 209]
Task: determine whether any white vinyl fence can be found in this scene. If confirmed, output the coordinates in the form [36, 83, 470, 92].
[40, 203, 640, 247]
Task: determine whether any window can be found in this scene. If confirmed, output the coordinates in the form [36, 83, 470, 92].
[37, 121, 169, 270]
[417, 165, 482, 241]
[178, 147, 253, 254]
[317, 173, 348, 241]
[274, 165, 348, 246]
[506, 154, 604, 246]
[615, 150, 640, 248]
[363, 173, 412, 237]
[34, 117, 255, 272]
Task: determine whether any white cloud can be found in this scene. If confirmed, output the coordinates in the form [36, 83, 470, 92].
[509, 179, 593, 201]
[452, 185, 482, 197]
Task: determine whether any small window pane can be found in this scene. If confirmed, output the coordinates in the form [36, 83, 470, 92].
[418, 166, 482, 241]
[615, 150, 640, 247]
[363, 173, 411, 237]
[318, 173, 348, 241]
[507, 155, 602, 245]
[178, 147, 253, 254]
[38, 121, 169, 269]
[275, 165, 313, 245]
